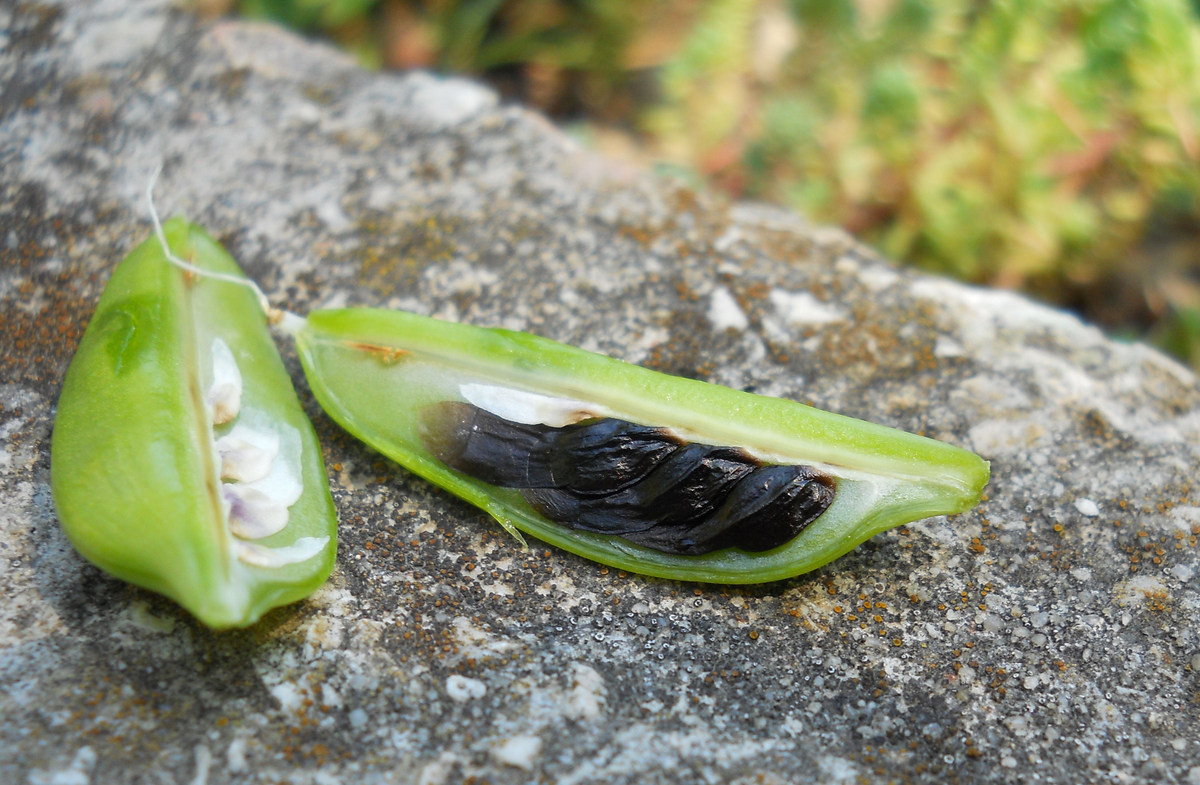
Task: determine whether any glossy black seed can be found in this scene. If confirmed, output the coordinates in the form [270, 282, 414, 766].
[525, 443, 756, 535]
[420, 401, 836, 556]
[548, 417, 682, 495]
[671, 464, 835, 554]
[420, 401, 558, 487]
[523, 487, 648, 534]
[422, 402, 681, 492]
[631, 443, 758, 523]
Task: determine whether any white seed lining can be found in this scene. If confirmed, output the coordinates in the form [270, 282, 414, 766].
[209, 338, 242, 425]
[208, 338, 327, 567]
[459, 383, 597, 427]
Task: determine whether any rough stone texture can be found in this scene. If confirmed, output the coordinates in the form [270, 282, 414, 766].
[3, 2, 1199, 784]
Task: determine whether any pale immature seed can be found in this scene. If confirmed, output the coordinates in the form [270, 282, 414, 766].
[207, 342, 314, 562]
[216, 426, 279, 483]
[209, 337, 243, 425]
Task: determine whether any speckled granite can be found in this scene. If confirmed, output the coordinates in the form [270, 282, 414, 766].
[3, 2, 1199, 784]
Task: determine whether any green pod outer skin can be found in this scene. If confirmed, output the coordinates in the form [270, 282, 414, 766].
[295, 308, 989, 584]
[51, 219, 337, 628]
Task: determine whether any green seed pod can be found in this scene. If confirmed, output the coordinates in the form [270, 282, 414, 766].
[294, 308, 988, 584]
[51, 219, 337, 628]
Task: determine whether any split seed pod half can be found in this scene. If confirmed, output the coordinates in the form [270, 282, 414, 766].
[51, 219, 337, 628]
[294, 308, 988, 584]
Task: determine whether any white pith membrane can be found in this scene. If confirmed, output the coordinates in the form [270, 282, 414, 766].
[208, 337, 327, 568]
[458, 383, 597, 426]
[209, 338, 243, 425]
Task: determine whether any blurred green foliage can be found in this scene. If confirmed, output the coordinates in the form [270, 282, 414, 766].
[649, 1, 1200, 293]
[241, 0, 378, 29]
[231, 0, 1200, 364]
[236, 1, 649, 113]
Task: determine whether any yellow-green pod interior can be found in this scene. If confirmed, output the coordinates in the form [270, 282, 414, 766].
[295, 308, 988, 584]
[51, 219, 337, 628]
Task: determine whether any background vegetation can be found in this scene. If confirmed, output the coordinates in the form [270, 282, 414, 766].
[207, 0, 1200, 366]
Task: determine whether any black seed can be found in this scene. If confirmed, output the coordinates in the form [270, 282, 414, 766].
[420, 401, 836, 556]
[630, 443, 758, 524]
[523, 487, 650, 535]
[420, 401, 558, 487]
[526, 443, 757, 535]
[676, 465, 836, 554]
[548, 417, 682, 495]
[423, 402, 681, 492]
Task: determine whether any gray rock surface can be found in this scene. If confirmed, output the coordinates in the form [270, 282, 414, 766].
[3, 2, 1199, 783]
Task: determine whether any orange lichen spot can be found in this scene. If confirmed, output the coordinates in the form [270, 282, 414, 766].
[343, 341, 410, 364]
[1143, 590, 1169, 612]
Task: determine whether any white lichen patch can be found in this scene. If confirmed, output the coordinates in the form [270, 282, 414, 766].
[933, 336, 964, 358]
[968, 418, 1048, 456]
[449, 615, 520, 661]
[126, 600, 177, 634]
[1168, 505, 1200, 532]
[490, 734, 542, 770]
[708, 286, 749, 331]
[565, 663, 606, 721]
[304, 615, 345, 651]
[1115, 575, 1169, 606]
[226, 736, 252, 774]
[857, 265, 900, 292]
[27, 745, 98, 785]
[446, 674, 487, 702]
[768, 289, 846, 326]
